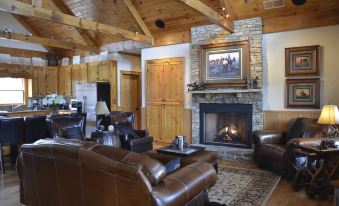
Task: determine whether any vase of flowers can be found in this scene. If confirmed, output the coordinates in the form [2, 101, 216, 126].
[42, 93, 66, 115]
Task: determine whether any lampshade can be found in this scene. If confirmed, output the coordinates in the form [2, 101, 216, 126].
[317, 105, 339, 125]
[95, 101, 110, 115]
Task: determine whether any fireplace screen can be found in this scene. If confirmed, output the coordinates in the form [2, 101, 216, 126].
[205, 113, 248, 145]
[199, 103, 252, 148]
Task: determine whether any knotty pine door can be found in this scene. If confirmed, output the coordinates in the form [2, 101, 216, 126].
[146, 58, 184, 143]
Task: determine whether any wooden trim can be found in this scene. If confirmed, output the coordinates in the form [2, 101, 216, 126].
[117, 51, 141, 57]
[0, 30, 95, 51]
[120, 70, 141, 76]
[179, 0, 234, 33]
[0, 46, 47, 59]
[122, 0, 153, 37]
[264, 110, 321, 131]
[0, 0, 153, 45]
[146, 57, 184, 64]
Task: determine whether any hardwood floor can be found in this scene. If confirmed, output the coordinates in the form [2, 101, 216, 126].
[0, 155, 334, 206]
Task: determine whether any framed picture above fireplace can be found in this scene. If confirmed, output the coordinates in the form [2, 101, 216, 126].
[285, 45, 320, 77]
[200, 40, 250, 87]
[286, 78, 320, 109]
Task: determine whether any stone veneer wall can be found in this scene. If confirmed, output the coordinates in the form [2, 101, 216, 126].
[190, 18, 263, 162]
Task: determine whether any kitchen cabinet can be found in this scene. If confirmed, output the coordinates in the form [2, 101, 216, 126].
[87, 61, 110, 82]
[45, 66, 58, 94]
[38, 67, 46, 96]
[32, 66, 40, 97]
[71, 63, 87, 94]
[58, 65, 72, 96]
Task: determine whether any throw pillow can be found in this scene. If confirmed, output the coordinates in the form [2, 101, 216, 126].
[163, 157, 181, 174]
[58, 126, 84, 140]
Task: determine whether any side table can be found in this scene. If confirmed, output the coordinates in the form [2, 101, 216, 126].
[87, 131, 121, 148]
[291, 145, 339, 199]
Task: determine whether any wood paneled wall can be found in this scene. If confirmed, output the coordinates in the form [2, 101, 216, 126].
[183, 109, 192, 143]
[263, 110, 321, 131]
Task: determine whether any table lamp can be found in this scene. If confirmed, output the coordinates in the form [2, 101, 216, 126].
[95, 101, 110, 130]
[317, 105, 339, 147]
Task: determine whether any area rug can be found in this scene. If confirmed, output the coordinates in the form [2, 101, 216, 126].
[208, 166, 281, 206]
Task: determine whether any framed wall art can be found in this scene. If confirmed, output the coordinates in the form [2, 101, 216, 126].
[286, 78, 320, 109]
[285, 45, 320, 77]
[200, 40, 249, 87]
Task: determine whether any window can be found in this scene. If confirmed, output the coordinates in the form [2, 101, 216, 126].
[0, 78, 25, 105]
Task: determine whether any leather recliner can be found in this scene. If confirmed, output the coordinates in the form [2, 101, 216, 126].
[46, 116, 84, 138]
[252, 118, 329, 177]
[17, 138, 217, 206]
[24, 116, 49, 143]
[107, 112, 153, 153]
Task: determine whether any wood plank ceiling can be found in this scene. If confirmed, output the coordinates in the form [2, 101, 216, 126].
[4, 0, 339, 57]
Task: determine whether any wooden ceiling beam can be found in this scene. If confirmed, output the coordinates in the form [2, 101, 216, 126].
[49, 0, 99, 48]
[0, 30, 96, 51]
[0, 0, 154, 45]
[0, 46, 47, 58]
[123, 0, 153, 37]
[179, 0, 234, 33]
[219, 0, 233, 21]
[12, 14, 54, 53]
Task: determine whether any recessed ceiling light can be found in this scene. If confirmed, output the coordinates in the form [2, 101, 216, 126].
[291, 0, 307, 6]
[155, 19, 165, 29]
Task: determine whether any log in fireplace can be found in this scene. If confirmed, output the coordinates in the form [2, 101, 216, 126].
[199, 103, 252, 148]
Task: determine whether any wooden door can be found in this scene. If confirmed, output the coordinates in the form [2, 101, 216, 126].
[64, 66, 72, 95]
[120, 71, 141, 129]
[38, 67, 46, 96]
[161, 103, 183, 143]
[163, 60, 184, 102]
[45, 67, 58, 94]
[146, 62, 164, 102]
[109, 61, 118, 111]
[146, 103, 162, 142]
[98, 61, 110, 81]
[32, 67, 39, 96]
[58, 66, 65, 95]
[87, 62, 98, 82]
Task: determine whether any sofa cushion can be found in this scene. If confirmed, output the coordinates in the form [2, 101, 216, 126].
[260, 144, 287, 162]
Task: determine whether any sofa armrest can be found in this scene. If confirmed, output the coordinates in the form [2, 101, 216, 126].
[128, 136, 153, 147]
[252, 130, 285, 145]
[151, 162, 216, 206]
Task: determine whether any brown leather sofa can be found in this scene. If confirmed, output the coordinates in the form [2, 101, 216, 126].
[252, 118, 328, 177]
[17, 138, 217, 206]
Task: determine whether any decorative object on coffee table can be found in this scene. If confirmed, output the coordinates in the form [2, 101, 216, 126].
[286, 78, 320, 109]
[42, 93, 66, 115]
[200, 40, 249, 87]
[285, 45, 320, 77]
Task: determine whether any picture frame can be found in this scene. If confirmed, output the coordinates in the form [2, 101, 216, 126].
[286, 78, 320, 109]
[200, 40, 250, 87]
[285, 45, 320, 77]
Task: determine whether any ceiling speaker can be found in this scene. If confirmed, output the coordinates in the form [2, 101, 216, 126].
[155, 19, 166, 29]
[292, 0, 306, 6]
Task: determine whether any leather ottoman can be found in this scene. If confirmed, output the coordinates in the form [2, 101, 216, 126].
[146, 149, 219, 172]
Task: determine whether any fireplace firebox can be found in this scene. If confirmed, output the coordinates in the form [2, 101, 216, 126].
[199, 103, 252, 148]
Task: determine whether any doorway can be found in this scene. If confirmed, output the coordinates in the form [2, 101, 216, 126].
[120, 71, 142, 129]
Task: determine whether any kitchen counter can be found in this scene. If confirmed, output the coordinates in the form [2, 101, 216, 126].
[0, 110, 76, 117]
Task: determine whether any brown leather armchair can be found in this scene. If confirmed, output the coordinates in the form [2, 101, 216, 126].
[17, 138, 217, 206]
[252, 118, 328, 177]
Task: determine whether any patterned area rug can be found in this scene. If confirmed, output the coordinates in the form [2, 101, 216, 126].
[208, 166, 281, 206]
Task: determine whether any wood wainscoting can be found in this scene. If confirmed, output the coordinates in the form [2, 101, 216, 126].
[263, 110, 321, 131]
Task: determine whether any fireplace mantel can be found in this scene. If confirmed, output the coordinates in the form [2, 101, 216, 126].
[187, 89, 262, 94]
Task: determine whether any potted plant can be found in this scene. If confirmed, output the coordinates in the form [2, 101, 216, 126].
[42, 93, 66, 115]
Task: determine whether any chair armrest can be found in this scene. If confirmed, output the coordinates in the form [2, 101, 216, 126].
[151, 162, 216, 206]
[128, 136, 153, 147]
[252, 130, 285, 145]
[287, 137, 322, 148]
[135, 130, 149, 138]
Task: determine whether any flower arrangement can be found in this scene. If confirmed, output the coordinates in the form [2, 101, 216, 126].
[42, 93, 66, 112]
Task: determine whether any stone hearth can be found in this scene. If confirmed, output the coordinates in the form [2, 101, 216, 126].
[190, 18, 263, 163]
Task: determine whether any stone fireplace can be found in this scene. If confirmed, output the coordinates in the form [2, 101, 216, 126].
[190, 18, 263, 162]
